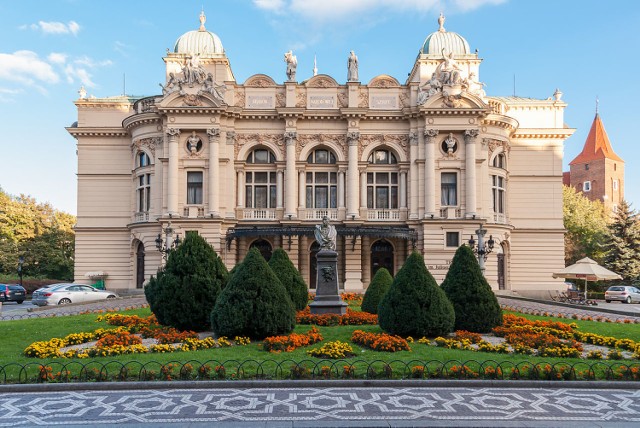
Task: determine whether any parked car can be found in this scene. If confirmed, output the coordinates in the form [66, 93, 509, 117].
[604, 285, 640, 303]
[31, 284, 117, 306]
[0, 284, 26, 304]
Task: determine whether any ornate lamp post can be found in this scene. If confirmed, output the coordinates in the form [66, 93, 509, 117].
[155, 222, 181, 260]
[468, 224, 495, 275]
[17, 256, 24, 288]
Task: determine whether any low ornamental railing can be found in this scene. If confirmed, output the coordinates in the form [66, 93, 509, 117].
[1, 359, 639, 384]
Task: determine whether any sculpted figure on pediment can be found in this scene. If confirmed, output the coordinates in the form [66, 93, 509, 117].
[417, 72, 442, 105]
[201, 73, 226, 102]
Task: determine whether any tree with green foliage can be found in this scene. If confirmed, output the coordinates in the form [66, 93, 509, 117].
[145, 233, 228, 331]
[563, 185, 609, 265]
[211, 247, 296, 339]
[378, 252, 454, 337]
[603, 200, 640, 284]
[268, 248, 308, 310]
[361, 267, 393, 314]
[440, 245, 502, 332]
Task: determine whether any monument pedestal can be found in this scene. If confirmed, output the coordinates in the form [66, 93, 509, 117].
[309, 249, 348, 315]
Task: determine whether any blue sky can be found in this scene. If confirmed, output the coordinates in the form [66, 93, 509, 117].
[1, 0, 638, 215]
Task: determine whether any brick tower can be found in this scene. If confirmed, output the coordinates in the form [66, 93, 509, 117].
[568, 111, 624, 212]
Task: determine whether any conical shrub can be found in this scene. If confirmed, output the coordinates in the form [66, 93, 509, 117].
[378, 252, 454, 337]
[440, 245, 502, 332]
[268, 248, 308, 310]
[211, 247, 296, 339]
[145, 233, 228, 331]
[361, 267, 393, 314]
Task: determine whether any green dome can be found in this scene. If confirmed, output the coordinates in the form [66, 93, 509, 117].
[421, 14, 470, 55]
[174, 12, 224, 55]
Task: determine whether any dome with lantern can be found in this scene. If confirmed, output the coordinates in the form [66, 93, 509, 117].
[173, 11, 224, 55]
[421, 13, 471, 56]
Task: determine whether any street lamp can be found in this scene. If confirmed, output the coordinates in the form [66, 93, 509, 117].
[468, 224, 495, 275]
[155, 222, 181, 260]
[17, 256, 24, 288]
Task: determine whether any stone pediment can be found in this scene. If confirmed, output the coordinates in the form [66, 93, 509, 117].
[159, 89, 225, 108]
[368, 75, 400, 88]
[421, 90, 486, 110]
[244, 74, 277, 87]
[305, 75, 339, 88]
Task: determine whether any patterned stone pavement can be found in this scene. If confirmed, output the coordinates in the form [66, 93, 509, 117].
[2, 385, 640, 427]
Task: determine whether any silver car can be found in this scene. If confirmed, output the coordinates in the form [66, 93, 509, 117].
[605, 285, 640, 304]
[31, 284, 117, 306]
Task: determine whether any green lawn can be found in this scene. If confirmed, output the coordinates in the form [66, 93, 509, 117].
[1, 307, 639, 383]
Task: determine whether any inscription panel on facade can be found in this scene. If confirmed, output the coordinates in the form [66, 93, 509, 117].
[371, 95, 398, 109]
[247, 95, 274, 109]
[309, 95, 336, 109]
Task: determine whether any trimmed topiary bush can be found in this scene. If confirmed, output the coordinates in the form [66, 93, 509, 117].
[211, 247, 296, 339]
[440, 245, 503, 333]
[145, 233, 228, 332]
[268, 248, 308, 311]
[378, 251, 455, 337]
[361, 267, 393, 314]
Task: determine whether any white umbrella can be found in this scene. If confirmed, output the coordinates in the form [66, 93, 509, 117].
[552, 257, 622, 301]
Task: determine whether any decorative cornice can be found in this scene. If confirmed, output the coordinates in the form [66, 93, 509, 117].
[66, 127, 128, 137]
[131, 136, 161, 156]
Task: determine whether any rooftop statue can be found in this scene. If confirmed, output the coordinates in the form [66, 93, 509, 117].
[347, 50, 358, 82]
[314, 216, 337, 251]
[284, 50, 297, 82]
[438, 12, 446, 32]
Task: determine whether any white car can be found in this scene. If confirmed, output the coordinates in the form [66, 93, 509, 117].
[31, 284, 117, 306]
[604, 285, 640, 304]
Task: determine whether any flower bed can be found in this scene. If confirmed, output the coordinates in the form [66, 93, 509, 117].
[307, 340, 355, 359]
[296, 307, 377, 326]
[262, 327, 323, 353]
[351, 330, 411, 352]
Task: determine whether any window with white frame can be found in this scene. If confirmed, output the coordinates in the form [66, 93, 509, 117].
[583, 181, 591, 192]
[492, 175, 506, 214]
[613, 179, 618, 190]
[441, 172, 457, 206]
[367, 172, 398, 209]
[187, 171, 203, 204]
[136, 173, 151, 213]
[306, 149, 337, 209]
[245, 148, 277, 209]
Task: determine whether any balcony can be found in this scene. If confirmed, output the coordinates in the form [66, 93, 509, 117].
[367, 209, 401, 221]
[243, 209, 277, 220]
[133, 96, 157, 114]
[306, 209, 338, 221]
[183, 206, 205, 218]
[133, 212, 149, 223]
[493, 213, 508, 224]
[439, 207, 462, 219]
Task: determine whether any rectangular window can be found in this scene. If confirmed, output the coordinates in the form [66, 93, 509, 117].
[254, 186, 268, 208]
[613, 180, 618, 190]
[492, 175, 505, 214]
[187, 171, 203, 204]
[315, 187, 328, 208]
[446, 232, 459, 247]
[583, 181, 591, 192]
[441, 173, 457, 206]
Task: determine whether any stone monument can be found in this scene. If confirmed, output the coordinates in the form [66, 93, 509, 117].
[309, 216, 348, 315]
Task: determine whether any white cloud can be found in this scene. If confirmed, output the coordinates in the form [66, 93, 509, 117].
[48, 52, 68, 64]
[0, 51, 60, 89]
[29, 20, 81, 36]
[64, 65, 95, 88]
[254, 0, 507, 21]
[74, 56, 113, 68]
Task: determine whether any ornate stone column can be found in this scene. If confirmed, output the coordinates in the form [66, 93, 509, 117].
[276, 169, 284, 209]
[166, 128, 180, 217]
[347, 132, 360, 218]
[424, 129, 438, 218]
[359, 169, 367, 213]
[298, 169, 306, 210]
[284, 131, 297, 218]
[465, 129, 479, 218]
[236, 169, 244, 208]
[207, 128, 220, 217]
[400, 170, 407, 209]
[337, 168, 346, 210]
[409, 131, 419, 219]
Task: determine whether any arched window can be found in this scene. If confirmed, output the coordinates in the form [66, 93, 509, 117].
[492, 153, 506, 169]
[371, 240, 394, 277]
[368, 149, 397, 164]
[245, 148, 277, 209]
[137, 151, 151, 168]
[306, 148, 337, 209]
[250, 239, 273, 261]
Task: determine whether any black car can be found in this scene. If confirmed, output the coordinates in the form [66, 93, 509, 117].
[0, 284, 26, 304]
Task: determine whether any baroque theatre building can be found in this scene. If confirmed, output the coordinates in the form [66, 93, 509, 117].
[68, 13, 573, 297]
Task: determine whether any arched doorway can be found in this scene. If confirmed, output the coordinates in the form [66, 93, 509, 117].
[249, 239, 273, 261]
[371, 239, 394, 278]
[135, 242, 145, 289]
[309, 242, 320, 290]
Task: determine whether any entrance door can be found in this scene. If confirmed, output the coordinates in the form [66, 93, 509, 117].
[371, 240, 394, 278]
[250, 239, 273, 261]
[136, 242, 145, 289]
[497, 253, 505, 290]
[309, 242, 320, 290]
